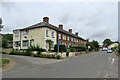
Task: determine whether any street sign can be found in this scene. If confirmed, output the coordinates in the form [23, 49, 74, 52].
[75, 49, 77, 52]
[58, 42, 60, 45]
[58, 42, 60, 54]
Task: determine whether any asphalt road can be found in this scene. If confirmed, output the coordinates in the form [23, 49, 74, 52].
[2, 51, 118, 78]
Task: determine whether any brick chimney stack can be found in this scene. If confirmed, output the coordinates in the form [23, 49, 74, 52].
[59, 24, 63, 29]
[69, 29, 72, 33]
[43, 17, 49, 23]
[75, 32, 78, 36]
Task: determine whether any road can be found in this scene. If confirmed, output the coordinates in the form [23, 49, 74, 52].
[2, 51, 118, 78]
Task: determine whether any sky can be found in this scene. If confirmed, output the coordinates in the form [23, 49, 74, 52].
[1, 1, 118, 45]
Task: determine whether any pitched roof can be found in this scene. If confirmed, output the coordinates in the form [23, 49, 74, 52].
[14, 22, 86, 41]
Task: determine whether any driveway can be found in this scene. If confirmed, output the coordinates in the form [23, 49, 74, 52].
[2, 51, 118, 78]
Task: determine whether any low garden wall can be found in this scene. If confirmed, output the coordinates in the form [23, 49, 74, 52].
[69, 52, 75, 57]
[2, 48, 13, 54]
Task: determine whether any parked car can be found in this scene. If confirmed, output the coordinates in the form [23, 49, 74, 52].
[102, 48, 108, 51]
[107, 49, 112, 53]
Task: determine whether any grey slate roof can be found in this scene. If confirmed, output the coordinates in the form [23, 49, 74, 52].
[14, 22, 86, 41]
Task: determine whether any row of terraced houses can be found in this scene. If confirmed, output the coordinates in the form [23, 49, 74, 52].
[13, 17, 86, 51]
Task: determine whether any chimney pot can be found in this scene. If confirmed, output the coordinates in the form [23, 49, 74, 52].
[43, 17, 49, 23]
[69, 29, 72, 33]
[75, 32, 78, 36]
[59, 24, 63, 29]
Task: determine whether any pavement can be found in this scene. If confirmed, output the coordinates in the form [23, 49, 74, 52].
[2, 51, 118, 78]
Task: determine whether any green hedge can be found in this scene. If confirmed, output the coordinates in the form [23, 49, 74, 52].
[54, 45, 66, 52]
[9, 50, 32, 56]
[34, 54, 56, 58]
[71, 46, 87, 51]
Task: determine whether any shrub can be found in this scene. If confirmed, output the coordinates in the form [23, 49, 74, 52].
[71, 46, 87, 51]
[66, 49, 70, 57]
[2, 58, 10, 66]
[69, 48, 75, 52]
[9, 50, 32, 56]
[54, 45, 66, 52]
[118, 44, 120, 53]
[26, 45, 46, 52]
[56, 55, 61, 59]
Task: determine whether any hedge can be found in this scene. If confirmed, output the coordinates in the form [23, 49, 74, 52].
[71, 46, 87, 51]
[54, 45, 66, 52]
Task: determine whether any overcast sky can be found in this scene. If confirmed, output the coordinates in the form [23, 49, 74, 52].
[1, 1, 118, 44]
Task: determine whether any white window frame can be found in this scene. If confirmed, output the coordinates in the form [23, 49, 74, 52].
[67, 36, 69, 41]
[23, 40, 29, 47]
[63, 35, 64, 40]
[59, 33, 61, 39]
[46, 30, 49, 37]
[15, 32, 19, 37]
[64, 35, 66, 40]
[23, 30, 28, 36]
[52, 31, 54, 38]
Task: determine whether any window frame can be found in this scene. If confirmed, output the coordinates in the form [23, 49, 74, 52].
[52, 31, 54, 38]
[46, 30, 49, 37]
[23, 30, 28, 36]
[23, 40, 29, 47]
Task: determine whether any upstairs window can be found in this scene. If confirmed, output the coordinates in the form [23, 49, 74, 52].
[67, 36, 69, 41]
[64, 35, 66, 40]
[23, 30, 28, 36]
[77, 39, 78, 43]
[15, 32, 19, 37]
[58, 33, 61, 40]
[52, 31, 54, 38]
[71, 37, 73, 42]
[46, 30, 49, 37]
[63, 35, 65, 40]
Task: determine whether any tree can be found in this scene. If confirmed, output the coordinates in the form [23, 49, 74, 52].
[2, 34, 13, 48]
[103, 38, 112, 46]
[92, 40, 99, 49]
[2, 38, 8, 48]
[86, 39, 99, 51]
[0, 18, 4, 31]
[3, 34, 13, 41]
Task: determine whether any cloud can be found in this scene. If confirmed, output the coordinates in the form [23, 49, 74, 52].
[1, 2, 118, 43]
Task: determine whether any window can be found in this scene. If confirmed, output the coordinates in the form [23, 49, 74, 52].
[63, 35, 64, 40]
[51, 42, 54, 48]
[74, 38, 75, 42]
[23, 30, 28, 36]
[67, 36, 69, 41]
[77, 39, 78, 43]
[15, 32, 19, 37]
[52, 31, 54, 38]
[64, 35, 66, 40]
[23, 40, 29, 47]
[58, 33, 61, 39]
[71, 37, 73, 42]
[15, 41, 19, 47]
[46, 30, 49, 37]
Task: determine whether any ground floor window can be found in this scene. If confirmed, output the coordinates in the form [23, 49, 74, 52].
[15, 41, 19, 47]
[51, 42, 54, 48]
[23, 40, 29, 47]
[15, 41, 20, 47]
